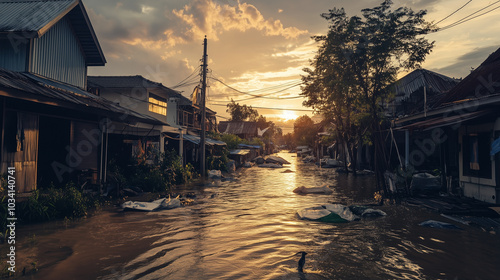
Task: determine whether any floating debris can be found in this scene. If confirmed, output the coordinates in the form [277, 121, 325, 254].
[297, 204, 359, 223]
[293, 184, 333, 195]
[121, 196, 181, 212]
[281, 169, 295, 173]
[258, 163, 283, 168]
[419, 220, 462, 230]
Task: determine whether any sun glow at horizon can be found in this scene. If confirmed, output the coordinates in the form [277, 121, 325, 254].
[279, 110, 298, 121]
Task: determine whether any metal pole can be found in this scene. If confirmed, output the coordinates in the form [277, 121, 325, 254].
[424, 85, 427, 117]
[200, 36, 207, 177]
[179, 127, 184, 165]
[405, 130, 410, 169]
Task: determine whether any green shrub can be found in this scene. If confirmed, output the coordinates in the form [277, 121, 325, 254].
[207, 153, 229, 172]
[17, 183, 101, 224]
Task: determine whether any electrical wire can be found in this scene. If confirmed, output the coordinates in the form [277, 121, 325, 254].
[209, 103, 314, 112]
[209, 69, 301, 94]
[435, 0, 472, 25]
[435, 0, 500, 32]
[170, 66, 201, 89]
[210, 76, 303, 99]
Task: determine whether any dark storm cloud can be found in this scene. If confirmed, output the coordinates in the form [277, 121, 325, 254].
[432, 45, 499, 78]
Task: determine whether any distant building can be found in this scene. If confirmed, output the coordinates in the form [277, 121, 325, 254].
[0, 0, 164, 192]
[218, 121, 258, 140]
[87, 76, 221, 169]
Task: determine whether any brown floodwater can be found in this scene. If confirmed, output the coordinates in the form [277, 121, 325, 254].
[12, 152, 500, 280]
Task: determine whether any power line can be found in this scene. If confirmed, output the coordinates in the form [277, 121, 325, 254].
[436, 0, 500, 32]
[210, 103, 314, 112]
[208, 69, 301, 94]
[435, 0, 472, 24]
[170, 66, 201, 89]
[210, 76, 303, 99]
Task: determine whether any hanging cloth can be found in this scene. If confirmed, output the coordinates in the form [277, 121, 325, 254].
[490, 137, 500, 156]
[16, 112, 24, 152]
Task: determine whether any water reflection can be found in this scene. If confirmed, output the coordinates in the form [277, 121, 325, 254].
[17, 151, 500, 280]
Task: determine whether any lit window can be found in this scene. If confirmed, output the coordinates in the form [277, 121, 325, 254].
[149, 94, 167, 116]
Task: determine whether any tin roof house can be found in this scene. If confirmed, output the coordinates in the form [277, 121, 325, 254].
[394, 47, 500, 204]
[0, 0, 165, 192]
[386, 69, 460, 119]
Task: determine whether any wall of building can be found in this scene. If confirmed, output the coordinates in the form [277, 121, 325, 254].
[99, 89, 150, 117]
[459, 123, 498, 204]
[31, 18, 86, 88]
[167, 97, 179, 127]
[1, 111, 39, 193]
[0, 38, 28, 72]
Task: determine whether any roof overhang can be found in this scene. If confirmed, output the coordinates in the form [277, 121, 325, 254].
[394, 110, 492, 131]
[0, 0, 105, 66]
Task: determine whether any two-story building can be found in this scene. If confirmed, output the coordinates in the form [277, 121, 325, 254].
[0, 0, 165, 192]
[87, 76, 223, 169]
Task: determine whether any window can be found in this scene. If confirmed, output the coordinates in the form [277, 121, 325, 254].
[462, 133, 492, 179]
[148, 93, 167, 116]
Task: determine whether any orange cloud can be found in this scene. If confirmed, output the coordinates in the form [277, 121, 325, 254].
[172, 0, 308, 41]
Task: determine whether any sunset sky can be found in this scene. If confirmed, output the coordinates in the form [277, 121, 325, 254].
[85, 0, 500, 125]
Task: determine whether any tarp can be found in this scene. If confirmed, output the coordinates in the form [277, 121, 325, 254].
[490, 137, 500, 156]
[297, 204, 358, 223]
[121, 197, 181, 211]
[238, 144, 261, 149]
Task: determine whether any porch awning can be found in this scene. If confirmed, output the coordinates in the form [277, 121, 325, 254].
[176, 134, 227, 146]
[230, 149, 251, 155]
[394, 110, 491, 131]
[238, 144, 261, 149]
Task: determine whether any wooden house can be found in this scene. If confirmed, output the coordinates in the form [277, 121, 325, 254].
[0, 0, 165, 192]
[395, 48, 500, 204]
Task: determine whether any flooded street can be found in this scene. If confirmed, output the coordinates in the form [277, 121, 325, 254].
[16, 152, 500, 280]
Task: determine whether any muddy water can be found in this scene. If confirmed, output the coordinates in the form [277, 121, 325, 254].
[15, 152, 500, 280]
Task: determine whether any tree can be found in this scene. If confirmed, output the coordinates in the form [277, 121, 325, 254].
[226, 99, 259, 121]
[293, 115, 316, 147]
[301, 1, 435, 190]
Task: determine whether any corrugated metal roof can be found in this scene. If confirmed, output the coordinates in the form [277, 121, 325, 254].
[88, 75, 191, 104]
[0, 0, 76, 33]
[230, 149, 251, 155]
[436, 47, 500, 106]
[392, 69, 459, 102]
[0, 67, 165, 125]
[177, 134, 226, 146]
[218, 121, 258, 135]
[0, 0, 105, 66]
[387, 69, 459, 117]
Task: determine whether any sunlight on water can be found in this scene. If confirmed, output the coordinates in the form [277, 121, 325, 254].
[16, 151, 500, 280]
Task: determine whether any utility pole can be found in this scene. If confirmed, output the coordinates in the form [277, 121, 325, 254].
[200, 36, 208, 177]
